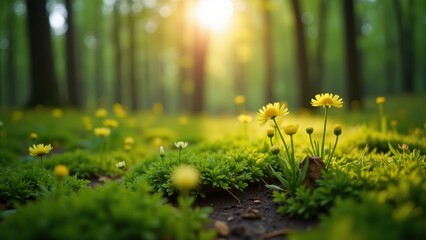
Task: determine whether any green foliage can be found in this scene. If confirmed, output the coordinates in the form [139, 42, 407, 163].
[0, 182, 215, 240]
[128, 142, 271, 197]
[44, 150, 136, 178]
[0, 166, 88, 207]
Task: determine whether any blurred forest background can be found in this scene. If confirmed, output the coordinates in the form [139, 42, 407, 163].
[0, 0, 424, 114]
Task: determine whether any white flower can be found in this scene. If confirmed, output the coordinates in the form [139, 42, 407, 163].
[174, 141, 188, 149]
[116, 161, 126, 169]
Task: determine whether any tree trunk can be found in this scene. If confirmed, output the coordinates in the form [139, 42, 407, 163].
[6, 0, 17, 107]
[393, 0, 415, 93]
[383, 0, 397, 94]
[94, 0, 104, 106]
[314, 0, 329, 92]
[343, 0, 362, 109]
[192, 27, 208, 113]
[128, 1, 138, 111]
[26, 0, 60, 107]
[65, 0, 80, 107]
[290, 0, 311, 109]
[113, 0, 123, 105]
[262, 0, 275, 103]
[178, 0, 192, 112]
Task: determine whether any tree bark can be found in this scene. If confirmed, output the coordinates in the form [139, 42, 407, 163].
[113, 0, 123, 105]
[262, 0, 275, 103]
[94, 0, 104, 106]
[65, 0, 80, 107]
[26, 0, 60, 107]
[343, 0, 362, 109]
[290, 0, 311, 109]
[393, 0, 415, 93]
[314, 0, 329, 92]
[128, 0, 138, 111]
[192, 27, 208, 113]
[6, 0, 17, 107]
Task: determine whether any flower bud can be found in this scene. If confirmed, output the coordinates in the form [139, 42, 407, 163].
[284, 124, 298, 135]
[270, 145, 280, 155]
[266, 128, 275, 138]
[159, 146, 166, 158]
[306, 127, 314, 134]
[333, 125, 342, 136]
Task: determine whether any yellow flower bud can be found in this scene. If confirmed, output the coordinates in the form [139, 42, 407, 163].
[376, 96, 385, 104]
[270, 145, 280, 155]
[266, 128, 275, 138]
[171, 165, 200, 190]
[284, 124, 299, 135]
[334, 125, 342, 136]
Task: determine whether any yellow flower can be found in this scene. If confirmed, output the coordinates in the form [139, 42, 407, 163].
[238, 114, 252, 123]
[171, 165, 200, 190]
[283, 124, 299, 135]
[257, 102, 289, 126]
[51, 108, 63, 118]
[311, 93, 343, 108]
[376, 96, 386, 104]
[30, 133, 38, 140]
[234, 95, 246, 105]
[104, 119, 119, 128]
[54, 165, 69, 178]
[124, 137, 134, 146]
[95, 108, 108, 118]
[29, 143, 53, 157]
[94, 127, 111, 137]
[113, 103, 127, 118]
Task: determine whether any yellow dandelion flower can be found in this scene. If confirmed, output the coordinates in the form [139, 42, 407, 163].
[238, 114, 252, 123]
[376, 96, 385, 104]
[104, 119, 119, 128]
[234, 95, 246, 105]
[124, 137, 134, 146]
[54, 165, 69, 178]
[283, 124, 299, 135]
[94, 127, 111, 137]
[30, 133, 38, 140]
[257, 102, 289, 126]
[95, 108, 108, 118]
[171, 165, 200, 190]
[51, 108, 63, 118]
[29, 143, 53, 157]
[311, 93, 343, 108]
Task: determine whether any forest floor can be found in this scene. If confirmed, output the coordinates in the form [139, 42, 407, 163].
[196, 184, 318, 240]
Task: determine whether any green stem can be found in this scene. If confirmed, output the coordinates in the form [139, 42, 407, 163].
[321, 107, 328, 160]
[40, 156, 43, 169]
[290, 134, 296, 180]
[178, 148, 181, 164]
[269, 137, 273, 146]
[272, 118, 291, 162]
[308, 133, 315, 155]
[326, 135, 339, 171]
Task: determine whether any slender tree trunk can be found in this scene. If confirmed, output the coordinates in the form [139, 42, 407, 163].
[262, 0, 275, 103]
[65, 0, 80, 107]
[383, 0, 397, 94]
[192, 27, 208, 113]
[94, 0, 104, 106]
[26, 0, 60, 107]
[178, 0, 192, 112]
[113, 0, 123, 104]
[393, 0, 415, 93]
[314, 0, 329, 92]
[6, 0, 16, 107]
[290, 0, 310, 109]
[343, 0, 362, 109]
[233, 52, 245, 97]
[128, 1, 138, 111]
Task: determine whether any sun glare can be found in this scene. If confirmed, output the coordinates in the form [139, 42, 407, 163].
[195, 0, 234, 31]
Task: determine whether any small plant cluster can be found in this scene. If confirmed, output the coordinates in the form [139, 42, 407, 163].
[0, 182, 215, 240]
[258, 93, 344, 195]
